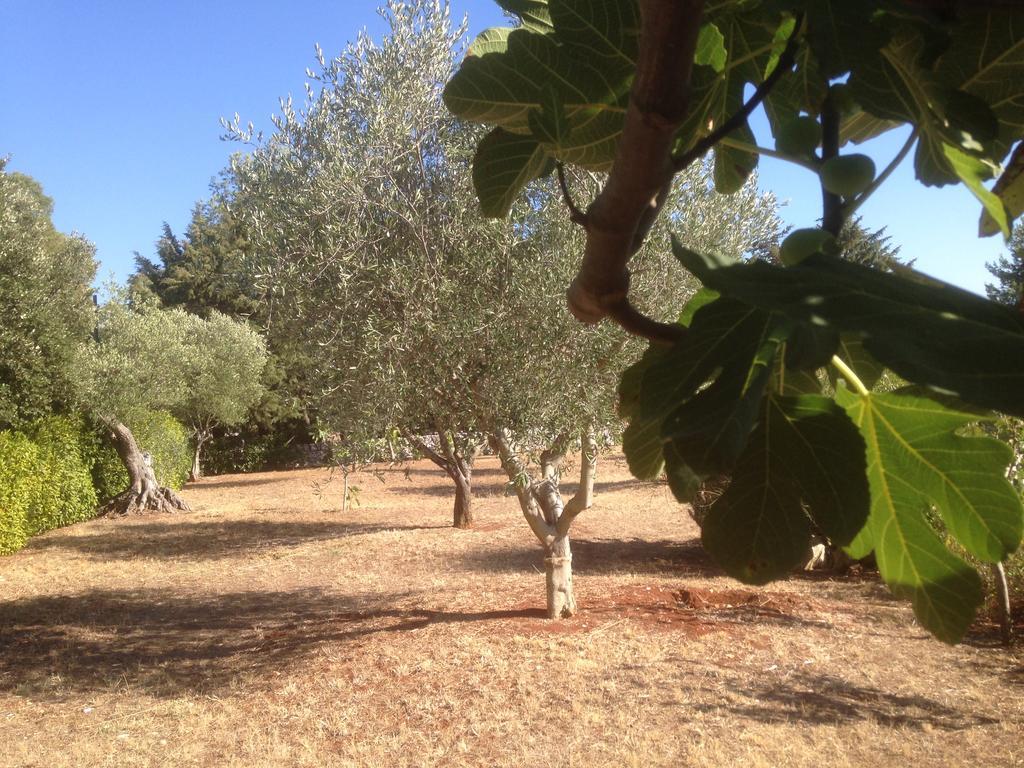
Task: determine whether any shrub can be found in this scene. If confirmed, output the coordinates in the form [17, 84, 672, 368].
[0, 416, 102, 555]
[25, 416, 98, 535]
[86, 411, 191, 500]
[203, 418, 317, 475]
[0, 431, 41, 554]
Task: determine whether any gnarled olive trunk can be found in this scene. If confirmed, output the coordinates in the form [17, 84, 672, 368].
[98, 421, 190, 517]
[401, 427, 478, 529]
[491, 428, 596, 619]
[540, 432, 571, 484]
[546, 533, 577, 619]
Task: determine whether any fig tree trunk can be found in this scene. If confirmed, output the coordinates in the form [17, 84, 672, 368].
[98, 421, 191, 517]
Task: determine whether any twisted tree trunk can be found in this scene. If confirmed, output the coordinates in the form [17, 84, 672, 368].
[490, 428, 596, 619]
[98, 421, 190, 517]
[401, 427, 478, 528]
[452, 465, 473, 529]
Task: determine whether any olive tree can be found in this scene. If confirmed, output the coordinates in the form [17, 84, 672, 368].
[178, 310, 268, 480]
[226, 0, 781, 616]
[77, 298, 267, 514]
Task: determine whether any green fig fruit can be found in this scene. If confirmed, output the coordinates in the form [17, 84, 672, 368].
[820, 154, 876, 198]
[775, 115, 822, 158]
[779, 228, 837, 266]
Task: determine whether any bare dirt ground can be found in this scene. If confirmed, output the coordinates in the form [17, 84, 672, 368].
[0, 453, 1022, 767]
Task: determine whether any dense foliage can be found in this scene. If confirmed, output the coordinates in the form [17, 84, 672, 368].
[224, 0, 781, 479]
[0, 160, 97, 430]
[448, 0, 1024, 642]
[76, 297, 268, 481]
[0, 417, 99, 554]
[130, 191, 316, 472]
[0, 431, 39, 554]
[24, 416, 98, 535]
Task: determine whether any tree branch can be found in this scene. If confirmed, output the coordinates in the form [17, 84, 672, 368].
[567, 0, 705, 330]
[672, 13, 804, 173]
[488, 431, 555, 546]
[607, 298, 685, 344]
[556, 163, 588, 226]
[820, 88, 844, 236]
[398, 426, 450, 470]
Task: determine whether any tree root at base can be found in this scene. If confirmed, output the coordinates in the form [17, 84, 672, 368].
[97, 487, 191, 517]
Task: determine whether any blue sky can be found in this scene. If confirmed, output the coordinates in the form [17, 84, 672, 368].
[0, 1, 1010, 295]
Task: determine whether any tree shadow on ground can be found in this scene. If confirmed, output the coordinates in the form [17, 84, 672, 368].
[388, 466, 507, 479]
[27, 520, 448, 561]
[188, 475, 298, 491]
[376, 469, 658, 498]
[687, 670, 999, 730]
[458, 536, 722, 577]
[0, 587, 546, 699]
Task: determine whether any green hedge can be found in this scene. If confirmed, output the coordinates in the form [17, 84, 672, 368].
[87, 410, 191, 501]
[0, 416, 99, 554]
[0, 432, 40, 554]
[25, 416, 98, 535]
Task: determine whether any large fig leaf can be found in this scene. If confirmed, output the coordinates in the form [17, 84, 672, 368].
[934, 13, 1024, 152]
[702, 393, 869, 584]
[981, 142, 1024, 237]
[850, 12, 1024, 188]
[444, 0, 639, 212]
[472, 128, 550, 217]
[621, 296, 782, 481]
[674, 242, 1024, 418]
[676, 7, 784, 192]
[836, 387, 1023, 643]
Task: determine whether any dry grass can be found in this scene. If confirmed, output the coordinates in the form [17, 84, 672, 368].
[0, 453, 1021, 767]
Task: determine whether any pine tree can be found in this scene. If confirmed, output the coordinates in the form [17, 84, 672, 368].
[986, 224, 1024, 309]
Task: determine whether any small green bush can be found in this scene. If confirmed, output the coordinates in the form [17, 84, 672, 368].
[86, 411, 191, 500]
[203, 418, 316, 475]
[0, 431, 41, 554]
[25, 416, 98, 534]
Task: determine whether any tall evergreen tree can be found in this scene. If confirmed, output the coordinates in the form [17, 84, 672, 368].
[986, 224, 1024, 309]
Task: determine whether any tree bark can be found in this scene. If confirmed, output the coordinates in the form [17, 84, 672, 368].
[579, 428, 597, 508]
[400, 427, 476, 529]
[98, 421, 190, 517]
[452, 465, 473, 529]
[993, 561, 1014, 646]
[546, 533, 577, 619]
[189, 432, 209, 483]
[490, 430, 593, 619]
[540, 432, 571, 484]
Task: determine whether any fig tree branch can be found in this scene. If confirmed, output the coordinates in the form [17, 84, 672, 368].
[672, 14, 804, 173]
[567, 0, 705, 336]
